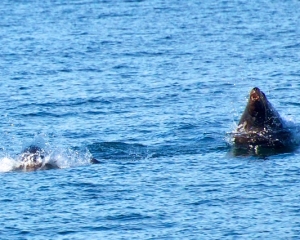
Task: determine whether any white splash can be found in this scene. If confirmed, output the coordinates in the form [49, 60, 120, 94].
[0, 135, 94, 173]
[0, 157, 19, 172]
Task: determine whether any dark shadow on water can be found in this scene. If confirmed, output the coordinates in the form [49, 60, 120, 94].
[228, 144, 297, 159]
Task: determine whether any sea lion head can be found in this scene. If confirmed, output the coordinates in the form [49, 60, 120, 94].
[16, 145, 59, 171]
[21, 145, 44, 162]
[244, 87, 267, 127]
[238, 87, 283, 132]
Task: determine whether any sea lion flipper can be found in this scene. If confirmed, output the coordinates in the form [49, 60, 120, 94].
[90, 157, 101, 164]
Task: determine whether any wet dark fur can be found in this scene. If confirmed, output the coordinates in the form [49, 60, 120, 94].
[233, 87, 293, 151]
[15, 145, 57, 171]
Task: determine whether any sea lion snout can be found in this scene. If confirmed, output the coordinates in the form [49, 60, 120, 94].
[250, 89, 260, 101]
[250, 87, 265, 102]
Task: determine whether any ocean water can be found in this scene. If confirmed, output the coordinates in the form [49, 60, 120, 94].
[1, 0, 300, 239]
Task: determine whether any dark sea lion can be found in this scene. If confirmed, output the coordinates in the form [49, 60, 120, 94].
[15, 145, 100, 171]
[232, 87, 293, 151]
[16, 145, 58, 171]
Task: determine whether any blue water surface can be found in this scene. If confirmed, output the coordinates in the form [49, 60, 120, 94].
[1, 0, 300, 239]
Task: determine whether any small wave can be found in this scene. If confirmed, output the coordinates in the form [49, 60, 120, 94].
[88, 139, 227, 161]
[88, 141, 148, 161]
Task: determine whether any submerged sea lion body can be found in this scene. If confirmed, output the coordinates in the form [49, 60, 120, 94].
[233, 87, 293, 150]
[15, 145, 101, 171]
[15, 145, 58, 171]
